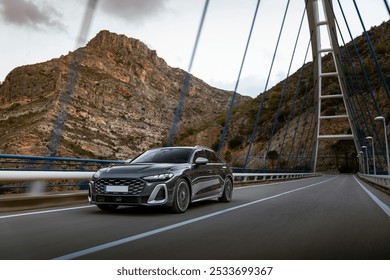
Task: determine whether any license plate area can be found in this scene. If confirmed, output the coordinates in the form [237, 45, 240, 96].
[105, 185, 128, 193]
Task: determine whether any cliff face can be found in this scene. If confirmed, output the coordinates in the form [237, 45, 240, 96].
[0, 20, 389, 173]
[0, 30, 249, 159]
[211, 20, 390, 172]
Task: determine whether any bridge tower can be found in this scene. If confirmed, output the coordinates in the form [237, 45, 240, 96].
[306, 0, 358, 172]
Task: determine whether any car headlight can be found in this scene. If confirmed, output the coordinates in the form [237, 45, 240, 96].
[92, 170, 101, 180]
[142, 173, 174, 182]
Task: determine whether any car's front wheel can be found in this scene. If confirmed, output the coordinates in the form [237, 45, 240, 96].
[218, 179, 233, 202]
[170, 179, 190, 213]
[97, 204, 119, 211]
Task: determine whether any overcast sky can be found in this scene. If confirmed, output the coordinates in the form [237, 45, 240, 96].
[0, 0, 388, 98]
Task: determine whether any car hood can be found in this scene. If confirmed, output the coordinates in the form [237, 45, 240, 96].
[95, 163, 186, 178]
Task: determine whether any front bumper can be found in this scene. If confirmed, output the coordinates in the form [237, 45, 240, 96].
[88, 179, 170, 207]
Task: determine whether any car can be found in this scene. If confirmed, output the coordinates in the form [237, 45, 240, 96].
[88, 146, 233, 213]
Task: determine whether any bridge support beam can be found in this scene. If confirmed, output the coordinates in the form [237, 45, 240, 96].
[306, 0, 358, 172]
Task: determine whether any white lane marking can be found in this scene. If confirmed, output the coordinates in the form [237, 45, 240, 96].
[53, 176, 337, 260]
[0, 177, 317, 219]
[353, 175, 390, 218]
[0, 205, 94, 219]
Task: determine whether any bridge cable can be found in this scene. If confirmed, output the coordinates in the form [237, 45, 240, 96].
[336, 1, 382, 115]
[328, 0, 387, 170]
[384, 0, 390, 16]
[217, 0, 262, 155]
[336, 39, 369, 141]
[325, 4, 376, 155]
[243, 0, 291, 170]
[293, 84, 317, 169]
[46, 0, 98, 157]
[297, 100, 317, 169]
[167, 0, 209, 146]
[284, 0, 312, 171]
[331, 27, 386, 168]
[266, 0, 308, 171]
[285, 56, 316, 170]
[328, 2, 382, 147]
[352, 0, 390, 103]
[273, 7, 310, 170]
[305, 109, 318, 168]
[335, 0, 388, 166]
[276, 39, 314, 169]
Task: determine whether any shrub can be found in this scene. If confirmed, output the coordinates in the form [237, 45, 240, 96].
[215, 113, 226, 127]
[374, 43, 386, 55]
[228, 135, 243, 149]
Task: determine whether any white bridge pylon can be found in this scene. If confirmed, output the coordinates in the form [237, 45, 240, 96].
[306, 0, 358, 172]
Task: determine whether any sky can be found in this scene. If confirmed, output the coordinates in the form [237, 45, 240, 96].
[0, 0, 389, 98]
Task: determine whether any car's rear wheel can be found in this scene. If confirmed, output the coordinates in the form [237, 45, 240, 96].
[170, 179, 190, 213]
[97, 204, 119, 211]
[218, 179, 233, 202]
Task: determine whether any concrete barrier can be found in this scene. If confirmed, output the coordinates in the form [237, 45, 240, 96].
[357, 173, 390, 191]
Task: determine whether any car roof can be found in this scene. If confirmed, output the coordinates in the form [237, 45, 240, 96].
[149, 146, 212, 151]
[137, 146, 225, 163]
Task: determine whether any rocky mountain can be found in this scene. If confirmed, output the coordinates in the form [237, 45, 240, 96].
[0, 20, 389, 172]
[0, 30, 249, 159]
[207, 20, 390, 172]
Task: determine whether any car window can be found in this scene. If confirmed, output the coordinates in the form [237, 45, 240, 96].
[192, 150, 205, 163]
[132, 148, 193, 163]
[204, 150, 222, 164]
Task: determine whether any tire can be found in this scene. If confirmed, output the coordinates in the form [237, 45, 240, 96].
[170, 179, 190, 214]
[218, 179, 233, 203]
[97, 204, 118, 211]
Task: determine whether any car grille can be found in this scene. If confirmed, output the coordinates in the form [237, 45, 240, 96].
[95, 195, 140, 204]
[94, 178, 146, 195]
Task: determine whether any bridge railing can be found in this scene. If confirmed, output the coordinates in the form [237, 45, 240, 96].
[0, 153, 124, 171]
[357, 173, 390, 191]
[0, 154, 124, 193]
[0, 170, 316, 194]
[0, 170, 314, 183]
[0, 154, 315, 193]
[233, 172, 315, 184]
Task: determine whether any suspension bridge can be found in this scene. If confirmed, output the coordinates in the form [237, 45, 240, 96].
[0, 0, 389, 260]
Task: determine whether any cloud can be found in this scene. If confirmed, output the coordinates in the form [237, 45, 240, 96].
[99, 0, 168, 22]
[0, 0, 65, 30]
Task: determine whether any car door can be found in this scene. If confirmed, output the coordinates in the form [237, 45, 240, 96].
[189, 149, 217, 200]
[203, 149, 225, 196]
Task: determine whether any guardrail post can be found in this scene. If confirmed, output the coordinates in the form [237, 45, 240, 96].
[29, 181, 46, 195]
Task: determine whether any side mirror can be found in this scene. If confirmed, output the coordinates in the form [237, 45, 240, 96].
[125, 159, 132, 164]
[195, 157, 208, 165]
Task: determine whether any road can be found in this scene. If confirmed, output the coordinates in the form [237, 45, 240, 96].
[0, 175, 389, 260]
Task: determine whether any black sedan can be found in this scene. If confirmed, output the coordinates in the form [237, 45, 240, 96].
[88, 146, 233, 213]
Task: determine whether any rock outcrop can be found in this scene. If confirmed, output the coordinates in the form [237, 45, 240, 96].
[0, 30, 249, 159]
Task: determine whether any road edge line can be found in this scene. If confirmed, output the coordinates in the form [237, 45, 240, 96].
[353, 175, 390, 218]
[53, 176, 337, 260]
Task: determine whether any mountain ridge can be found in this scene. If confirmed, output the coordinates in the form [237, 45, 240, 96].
[0, 30, 249, 159]
[0, 20, 389, 172]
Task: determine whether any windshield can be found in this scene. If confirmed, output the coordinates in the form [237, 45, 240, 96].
[131, 148, 193, 164]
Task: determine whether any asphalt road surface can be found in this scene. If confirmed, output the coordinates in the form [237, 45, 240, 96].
[1, 175, 389, 260]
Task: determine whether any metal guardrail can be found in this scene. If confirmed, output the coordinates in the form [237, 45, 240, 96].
[233, 172, 314, 183]
[0, 170, 317, 213]
[0, 170, 95, 181]
[357, 173, 390, 191]
[0, 170, 315, 184]
[0, 170, 313, 212]
[0, 154, 123, 191]
[0, 153, 316, 193]
[0, 153, 124, 171]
